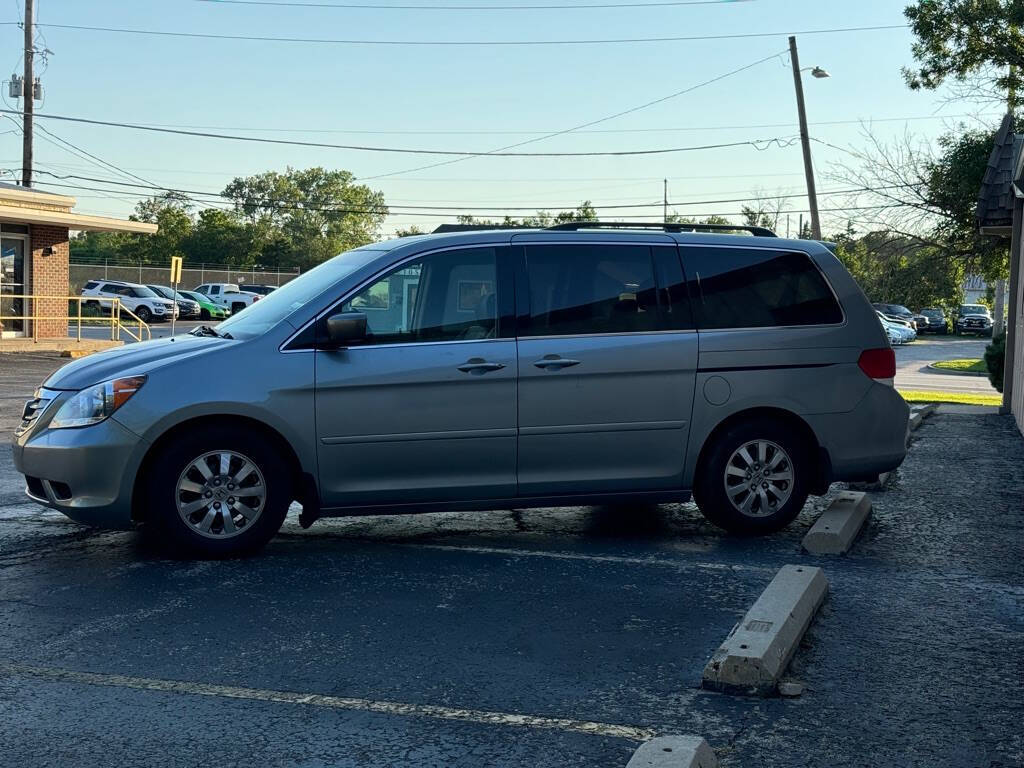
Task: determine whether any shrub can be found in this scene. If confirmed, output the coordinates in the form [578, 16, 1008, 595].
[984, 332, 1006, 393]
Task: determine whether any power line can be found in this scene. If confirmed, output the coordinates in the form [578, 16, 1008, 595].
[33, 21, 909, 46]
[0, 107, 799, 157]
[361, 49, 789, 180]
[0, 160, 810, 182]
[25, 168, 922, 214]
[30, 176, 910, 219]
[66, 112, 997, 136]
[196, 0, 756, 10]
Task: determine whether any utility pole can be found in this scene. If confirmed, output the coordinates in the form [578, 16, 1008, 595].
[21, 0, 34, 188]
[663, 178, 668, 223]
[789, 35, 821, 240]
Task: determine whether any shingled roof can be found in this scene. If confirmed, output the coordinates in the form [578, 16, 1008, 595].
[976, 113, 1023, 236]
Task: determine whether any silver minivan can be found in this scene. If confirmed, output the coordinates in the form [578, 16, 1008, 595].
[13, 223, 908, 557]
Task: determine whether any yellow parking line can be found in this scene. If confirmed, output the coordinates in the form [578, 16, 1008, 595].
[1, 663, 657, 742]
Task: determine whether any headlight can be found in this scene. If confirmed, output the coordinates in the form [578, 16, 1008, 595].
[49, 376, 146, 429]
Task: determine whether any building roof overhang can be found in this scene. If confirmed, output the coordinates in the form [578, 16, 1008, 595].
[0, 181, 157, 234]
[0, 204, 158, 234]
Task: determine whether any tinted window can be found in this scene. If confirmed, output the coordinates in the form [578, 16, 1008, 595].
[100, 283, 121, 293]
[84, 280, 99, 290]
[339, 247, 498, 345]
[522, 244, 675, 337]
[684, 247, 842, 329]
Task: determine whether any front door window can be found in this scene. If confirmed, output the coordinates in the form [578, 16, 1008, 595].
[0, 237, 26, 335]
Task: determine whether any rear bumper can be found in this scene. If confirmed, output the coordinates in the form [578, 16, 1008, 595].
[12, 416, 147, 529]
[806, 384, 909, 483]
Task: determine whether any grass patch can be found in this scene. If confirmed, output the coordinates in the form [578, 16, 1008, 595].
[932, 358, 988, 374]
[898, 389, 1002, 406]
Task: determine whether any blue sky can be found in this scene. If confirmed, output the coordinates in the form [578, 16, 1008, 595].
[0, 0, 1002, 235]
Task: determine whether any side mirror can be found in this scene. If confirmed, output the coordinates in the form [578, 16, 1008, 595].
[325, 311, 367, 347]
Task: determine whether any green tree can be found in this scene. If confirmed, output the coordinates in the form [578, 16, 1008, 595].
[456, 201, 598, 228]
[395, 225, 426, 237]
[831, 124, 1010, 305]
[184, 209, 252, 266]
[832, 231, 964, 309]
[129, 195, 193, 266]
[903, 0, 1024, 107]
[924, 128, 1009, 283]
[222, 167, 387, 270]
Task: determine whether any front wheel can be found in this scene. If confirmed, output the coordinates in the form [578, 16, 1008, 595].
[135, 306, 152, 323]
[143, 426, 292, 558]
[693, 417, 810, 535]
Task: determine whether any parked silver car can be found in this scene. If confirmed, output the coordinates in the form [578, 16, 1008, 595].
[13, 223, 909, 557]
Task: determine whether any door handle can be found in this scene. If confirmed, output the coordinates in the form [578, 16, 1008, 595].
[533, 355, 581, 370]
[457, 358, 506, 374]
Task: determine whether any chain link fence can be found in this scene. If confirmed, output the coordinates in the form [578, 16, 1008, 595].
[69, 263, 301, 295]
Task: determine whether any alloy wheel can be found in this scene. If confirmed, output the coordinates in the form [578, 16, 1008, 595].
[722, 439, 794, 518]
[175, 450, 266, 539]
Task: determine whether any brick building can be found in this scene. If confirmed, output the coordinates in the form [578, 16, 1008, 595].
[0, 182, 156, 339]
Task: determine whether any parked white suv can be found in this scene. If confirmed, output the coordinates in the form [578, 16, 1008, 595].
[194, 283, 261, 315]
[81, 280, 178, 323]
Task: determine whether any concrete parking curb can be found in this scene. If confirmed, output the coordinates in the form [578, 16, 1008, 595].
[626, 736, 718, 768]
[701, 564, 828, 696]
[802, 492, 872, 555]
[911, 403, 937, 419]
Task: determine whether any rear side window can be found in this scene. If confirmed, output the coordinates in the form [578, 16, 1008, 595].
[683, 247, 842, 329]
[521, 244, 691, 337]
[84, 280, 99, 290]
[100, 283, 121, 293]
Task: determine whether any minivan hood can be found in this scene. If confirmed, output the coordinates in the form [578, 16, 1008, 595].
[44, 334, 232, 390]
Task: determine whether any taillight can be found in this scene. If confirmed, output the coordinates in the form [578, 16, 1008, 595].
[253, 295, 260, 302]
[858, 348, 895, 383]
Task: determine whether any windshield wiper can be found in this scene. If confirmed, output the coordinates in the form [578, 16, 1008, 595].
[190, 325, 233, 340]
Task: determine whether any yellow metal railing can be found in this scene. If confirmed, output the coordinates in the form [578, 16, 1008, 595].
[0, 295, 151, 342]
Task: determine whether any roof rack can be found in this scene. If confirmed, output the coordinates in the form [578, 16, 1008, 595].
[432, 223, 534, 234]
[544, 221, 778, 238]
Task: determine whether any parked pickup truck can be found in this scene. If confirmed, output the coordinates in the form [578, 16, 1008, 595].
[193, 283, 261, 315]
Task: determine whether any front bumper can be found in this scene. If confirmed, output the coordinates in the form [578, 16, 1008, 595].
[12, 415, 147, 529]
[806, 383, 909, 482]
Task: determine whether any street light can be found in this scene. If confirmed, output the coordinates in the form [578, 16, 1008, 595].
[789, 36, 828, 240]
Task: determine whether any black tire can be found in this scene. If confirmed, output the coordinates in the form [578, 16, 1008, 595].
[231, 301, 246, 315]
[135, 305, 152, 323]
[693, 417, 810, 535]
[142, 425, 292, 558]
[200, 308, 210, 320]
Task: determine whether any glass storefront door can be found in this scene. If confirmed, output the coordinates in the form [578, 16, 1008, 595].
[1, 236, 26, 335]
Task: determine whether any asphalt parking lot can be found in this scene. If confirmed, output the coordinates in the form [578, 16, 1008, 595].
[893, 335, 999, 394]
[1, 354, 1022, 767]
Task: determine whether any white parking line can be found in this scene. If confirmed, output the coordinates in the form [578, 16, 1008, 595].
[394, 542, 774, 574]
[1, 663, 657, 742]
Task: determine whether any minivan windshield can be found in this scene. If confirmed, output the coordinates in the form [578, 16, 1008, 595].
[215, 247, 385, 338]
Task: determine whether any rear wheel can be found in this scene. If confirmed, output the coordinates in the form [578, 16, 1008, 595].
[143, 425, 292, 558]
[231, 301, 247, 314]
[694, 417, 810, 535]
